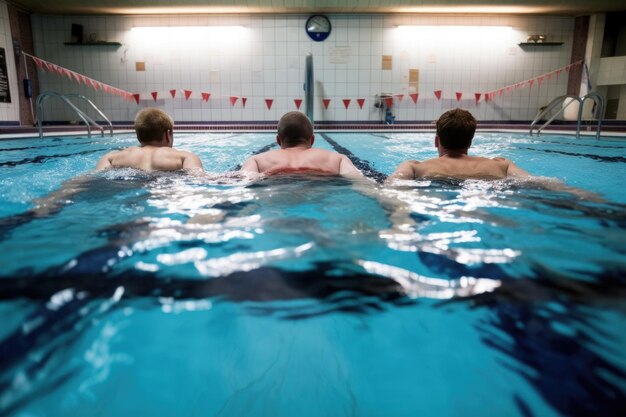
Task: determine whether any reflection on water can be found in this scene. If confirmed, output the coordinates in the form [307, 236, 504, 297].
[0, 170, 625, 416]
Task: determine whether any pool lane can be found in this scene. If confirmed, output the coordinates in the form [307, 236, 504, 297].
[319, 133, 388, 182]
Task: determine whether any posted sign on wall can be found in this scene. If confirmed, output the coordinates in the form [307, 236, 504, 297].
[0, 47, 12, 103]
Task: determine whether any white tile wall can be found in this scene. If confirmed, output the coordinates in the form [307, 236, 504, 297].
[30, 13, 576, 123]
[0, 1, 20, 123]
[597, 56, 626, 86]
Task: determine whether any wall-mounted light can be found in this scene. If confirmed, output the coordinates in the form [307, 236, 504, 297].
[130, 25, 247, 46]
[396, 25, 512, 31]
[395, 25, 513, 43]
[131, 25, 245, 31]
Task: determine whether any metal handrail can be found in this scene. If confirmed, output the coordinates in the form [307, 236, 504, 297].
[530, 93, 604, 139]
[578, 92, 604, 141]
[65, 94, 114, 136]
[36, 91, 105, 138]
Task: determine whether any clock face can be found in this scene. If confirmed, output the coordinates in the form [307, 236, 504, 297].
[306, 15, 331, 42]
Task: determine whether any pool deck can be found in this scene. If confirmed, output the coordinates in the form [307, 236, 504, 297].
[2, 121, 626, 139]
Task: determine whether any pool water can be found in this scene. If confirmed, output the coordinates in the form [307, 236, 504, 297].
[0, 132, 625, 416]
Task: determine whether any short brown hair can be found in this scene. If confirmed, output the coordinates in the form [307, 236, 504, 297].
[436, 108, 477, 150]
[277, 111, 313, 148]
[134, 108, 173, 145]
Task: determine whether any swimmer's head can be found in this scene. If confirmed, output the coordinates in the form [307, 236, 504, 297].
[135, 108, 174, 147]
[277, 111, 314, 148]
[436, 108, 477, 150]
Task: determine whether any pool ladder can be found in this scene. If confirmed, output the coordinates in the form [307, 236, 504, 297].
[530, 92, 604, 140]
[36, 91, 114, 138]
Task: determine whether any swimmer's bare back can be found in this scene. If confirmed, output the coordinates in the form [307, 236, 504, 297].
[391, 155, 529, 180]
[241, 148, 363, 178]
[95, 146, 203, 172]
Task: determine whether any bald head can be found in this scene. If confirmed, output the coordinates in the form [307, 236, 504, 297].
[277, 111, 313, 148]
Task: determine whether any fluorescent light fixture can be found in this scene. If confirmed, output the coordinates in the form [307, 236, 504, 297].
[130, 25, 247, 45]
[131, 25, 245, 33]
[395, 25, 513, 43]
[396, 25, 512, 31]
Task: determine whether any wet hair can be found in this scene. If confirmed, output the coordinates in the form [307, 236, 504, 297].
[134, 108, 173, 145]
[277, 111, 313, 148]
[436, 108, 477, 150]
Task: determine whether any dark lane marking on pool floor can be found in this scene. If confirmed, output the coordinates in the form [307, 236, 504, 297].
[524, 139, 626, 149]
[229, 142, 278, 171]
[519, 147, 626, 163]
[0, 149, 112, 168]
[319, 133, 388, 183]
[0, 139, 125, 152]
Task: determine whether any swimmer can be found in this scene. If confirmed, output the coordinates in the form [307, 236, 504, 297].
[96, 107, 203, 172]
[240, 111, 363, 178]
[388, 108, 530, 181]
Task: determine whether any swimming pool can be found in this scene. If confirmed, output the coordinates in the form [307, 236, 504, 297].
[1, 131, 625, 416]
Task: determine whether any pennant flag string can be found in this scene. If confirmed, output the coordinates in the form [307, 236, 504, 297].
[23, 52, 134, 100]
[25, 51, 581, 109]
[482, 60, 583, 98]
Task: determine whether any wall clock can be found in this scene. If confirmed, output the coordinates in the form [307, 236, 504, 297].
[305, 15, 331, 42]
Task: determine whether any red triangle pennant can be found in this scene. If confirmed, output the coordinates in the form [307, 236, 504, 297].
[72, 72, 82, 84]
[151, 92, 158, 101]
[230, 96, 239, 106]
[474, 93, 481, 104]
[455, 92, 462, 101]
[395, 94, 404, 103]
[170, 89, 177, 98]
[537, 76, 544, 88]
[201, 92, 211, 102]
[342, 99, 351, 109]
[33, 57, 44, 69]
[528, 79, 535, 88]
[357, 98, 365, 109]
[323, 99, 331, 109]
[294, 99, 303, 109]
[385, 97, 393, 108]
[242, 97, 248, 108]
[409, 93, 418, 104]
[184, 90, 192, 100]
[434, 90, 442, 100]
[132, 94, 140, 104]
[265, 99, 273, 110]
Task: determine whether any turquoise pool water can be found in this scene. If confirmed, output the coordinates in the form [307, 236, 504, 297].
[0, 132, 625, 416]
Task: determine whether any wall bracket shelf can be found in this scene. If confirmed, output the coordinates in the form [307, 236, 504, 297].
[518, 42, 563, 46]
[64, 42, 122, 46]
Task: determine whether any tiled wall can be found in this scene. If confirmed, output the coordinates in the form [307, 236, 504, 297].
[30, 13, 575, 124]
[0, 1, 20, 124]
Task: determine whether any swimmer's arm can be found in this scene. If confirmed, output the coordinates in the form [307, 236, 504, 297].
[182, 152, 203, 170]
[240, 157, 260, 173]
[386, 161, 417, 182]
[95, 152, 115, 171]
[492, 157, 531, 178]
[339, 156, 365, 178]
[31, 175, 92, 217]
[506, 160, 531, 178]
